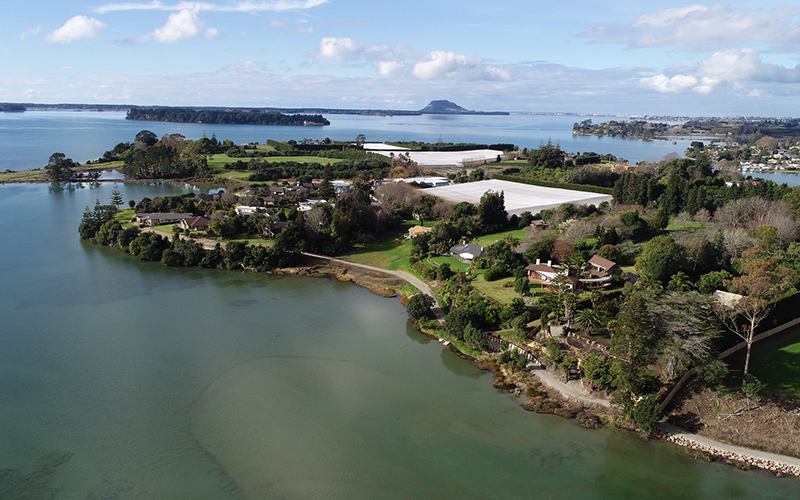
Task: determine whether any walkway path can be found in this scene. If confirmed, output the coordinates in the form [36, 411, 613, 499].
[530, 367, 612, 408]
[658, 423, 800, 475]
[302, 252, 445, 321]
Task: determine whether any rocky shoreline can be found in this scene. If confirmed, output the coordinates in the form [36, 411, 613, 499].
[656, 426, 800, 478]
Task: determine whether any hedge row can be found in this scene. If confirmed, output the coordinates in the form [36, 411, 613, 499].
[492, 174, 614, 196]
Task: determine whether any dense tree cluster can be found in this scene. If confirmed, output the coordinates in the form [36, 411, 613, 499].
[572, 119, 671, 140]
[126, 107, 329, 126]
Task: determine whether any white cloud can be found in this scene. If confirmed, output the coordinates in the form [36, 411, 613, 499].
[639, 74, 699, 93]
[19, 25, 41, 41]
[319, 37, 361, 62]
[143, 9, 203, 42]
[376, 60, 406, 76]
[45, 16, 106, 43]
[94, 0, 327, 14]
[583, 4, 800, 51]
[317, 38, 510, 82]
[412, 51, 476, 79]
[640, 48, 800, 94]
[205, 27, 219, 39]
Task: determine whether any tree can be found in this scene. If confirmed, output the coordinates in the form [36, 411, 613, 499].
[134, 130, 158, 148]
[477, 190, 507, 233]
[635, 235, 683, 285]
[611, 292, 660, 397]
[45, 152, 76, 182]
[631, 394, 660, 433]
[528, 141, 565, 169]
[550, 239, 575, 264]
[650, 291, 720, 378]
[574, 308, 602, 335]
[110, 186, 123, 208]
[407, 294, 435, 320]
[718, 256, 795, 383]
[514, 276, 530, 296]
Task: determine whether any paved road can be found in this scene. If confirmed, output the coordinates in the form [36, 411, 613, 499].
[302, 252, 445, 321]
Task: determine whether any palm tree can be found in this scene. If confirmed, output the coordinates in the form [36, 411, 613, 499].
[574, 308, 603, 336]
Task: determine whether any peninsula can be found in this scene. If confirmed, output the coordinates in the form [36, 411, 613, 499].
[71, 128, 800, 478]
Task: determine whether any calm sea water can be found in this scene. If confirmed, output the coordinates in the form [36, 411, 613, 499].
[0, 111, 700, 171]
[1, 181, 799, 499]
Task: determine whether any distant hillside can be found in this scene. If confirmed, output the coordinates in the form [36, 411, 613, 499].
[418, 100, 508, 115]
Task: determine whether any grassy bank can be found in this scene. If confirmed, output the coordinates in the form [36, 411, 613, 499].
[0, 161, 123, 183]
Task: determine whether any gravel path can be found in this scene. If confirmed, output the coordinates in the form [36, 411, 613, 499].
[531, 367, 612, 408]
[301, 252, 445, 321]
[658, 423, 800, 474]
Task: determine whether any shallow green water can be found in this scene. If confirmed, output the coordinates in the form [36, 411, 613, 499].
[1, 182, 799, 499]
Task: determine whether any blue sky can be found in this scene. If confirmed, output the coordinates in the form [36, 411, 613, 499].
[3, 1, 800, 116]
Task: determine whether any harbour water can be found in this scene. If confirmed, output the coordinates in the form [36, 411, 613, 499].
[0, 111, 700, 171]
[1, 181, 799, 499]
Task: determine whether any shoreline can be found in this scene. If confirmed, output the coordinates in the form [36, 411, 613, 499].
[278, 256, 800, 479]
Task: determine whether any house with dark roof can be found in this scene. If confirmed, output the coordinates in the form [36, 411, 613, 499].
[449, 242, 485, 263]
[588, 255, 620, 276]
[181, 216, 210, 232]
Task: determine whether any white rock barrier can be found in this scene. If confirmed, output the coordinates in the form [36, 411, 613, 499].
[656, 429, 800, 477]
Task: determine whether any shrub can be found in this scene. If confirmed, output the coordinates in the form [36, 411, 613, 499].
[631, 394, 660, 432]
[484, 266, 507, 281]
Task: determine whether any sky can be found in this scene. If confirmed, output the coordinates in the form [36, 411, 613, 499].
[3, 1, 800, 116]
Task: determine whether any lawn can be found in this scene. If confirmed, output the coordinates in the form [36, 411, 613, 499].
[471, 275, 518, 304]
[750, 330, 800, 398]
[207, 153, 342, 171]
[473, 227, 529, 246]
[115, 208, 136, 228]
[0, 161, 124, 183]
[666, 220, 704, 231]
[346, 221, 427, 269]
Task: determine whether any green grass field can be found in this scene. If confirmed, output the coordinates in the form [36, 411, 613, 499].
[472, 275, 518, 304]
[473, 228, 529, 246]
[208, 153, 343, 182]
[750, 330, 800, 398]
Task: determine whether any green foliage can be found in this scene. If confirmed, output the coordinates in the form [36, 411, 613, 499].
[635, 235, 683, 285]
[527, 141, 566, 169]
[127, 108, 329, 126]
[45, 152, 76, 182]
[494, 174, 613, 195]
[696, 359, 729, 385]
[484, 267, 507, 281]
[558, 354, 578, 376]
[436, 262, 454, 281]
[544, 338, 564, 364]
[631, 394, 660, 432]
[79, 200, 118, 240]
[514, 276, 530, 296]
[477, 190, 508, 233]
[742, 374, 765, 400]
[581, 353, 613, 389]
[407, 294, 435, 320]
[463, 324, 485, 350]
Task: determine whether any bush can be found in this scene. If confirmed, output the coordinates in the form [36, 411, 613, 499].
[484, 266, 507, 281]
[631, 394, 660, 432]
